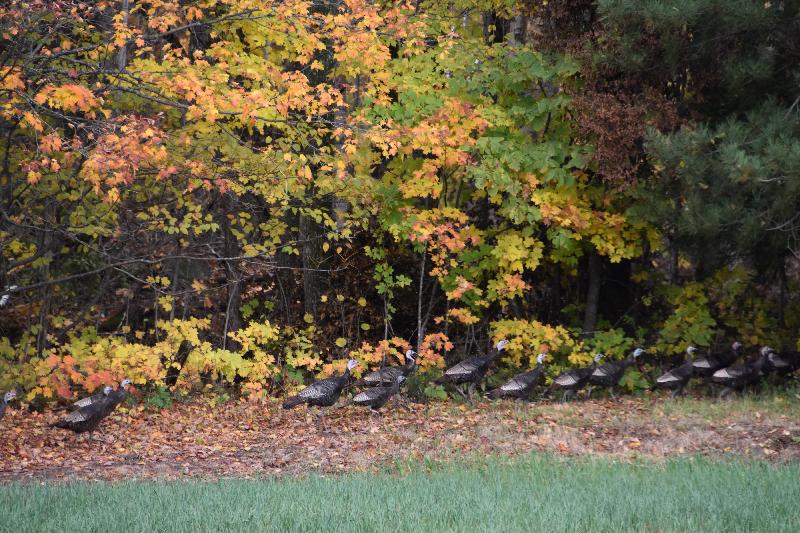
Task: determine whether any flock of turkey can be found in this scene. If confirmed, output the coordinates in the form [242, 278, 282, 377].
[1, 340, 798, 437]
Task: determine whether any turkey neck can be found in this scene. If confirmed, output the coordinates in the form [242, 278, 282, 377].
[488, 348, 503, 362]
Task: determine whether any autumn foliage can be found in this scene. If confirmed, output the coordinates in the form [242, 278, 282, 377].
[1, 1, 798, 404]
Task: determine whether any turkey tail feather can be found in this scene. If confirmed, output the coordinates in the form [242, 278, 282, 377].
[282, 395, 304, 409]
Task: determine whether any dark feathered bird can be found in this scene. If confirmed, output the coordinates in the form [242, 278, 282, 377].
[486, 353, 546, 400]
[434, 339, 509, 398]
[50, 386, 114, 438]
[652, 346, 696, 398]
[761, 346, 800, 377]
[66, 378, 131, 416]
[711, 351, 767, 398]
[359, 350, 417, 387]
[692, 342, 742, 377]
[548, 353, 604, 401]
[1, 390, 17, 420]
[589, 348, 644, 398]
[0, 285, 16, 308]
[283, 359, 358, 427]
[352, 375, 406, 413]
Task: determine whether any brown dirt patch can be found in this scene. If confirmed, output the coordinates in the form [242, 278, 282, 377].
[1, 397, 799, 481]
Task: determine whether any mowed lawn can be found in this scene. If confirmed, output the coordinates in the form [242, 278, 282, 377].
[2, 455, 799, 532]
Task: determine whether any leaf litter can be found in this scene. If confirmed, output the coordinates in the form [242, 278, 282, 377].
[1, 397, 799, 481]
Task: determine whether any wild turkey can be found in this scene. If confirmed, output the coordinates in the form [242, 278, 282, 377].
[692, 341, 742, 377]
[652, 346, 696, 398]
[588, 348, 645, 398]
[486, 353, 546, 400]
[65, 378, 131, 416]
[711, 351, 768, 398]
[434, 339, 509, 398]
[548, 353, 604, 401]
[50, 386, 115, 439]
[0, 285, 16, 308]
[1, 390, 17, 420]
[352, 375, 406, 413]
[761, 346, 800, 377]
[283, 359, 358, 426]
[359, 350, 417, 387]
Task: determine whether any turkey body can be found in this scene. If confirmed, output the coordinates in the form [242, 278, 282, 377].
[283, 366, 353, 409]
[487, 364, 545, 400]
[435, 342, 507, 387]
[590, 356, 638, 390]
[712, 355, 766, 395]
[50, 390, 114, 435]
[69, 390, 107, 411]
[434, 340, 508, 398]
[352, 376, 405, 411]
[549, 355, 602, 401]
[763, 349, 800, 377]
[64, 379, 130, 416]
[653, 360, 694, 398]
[360, 353, 416, 387]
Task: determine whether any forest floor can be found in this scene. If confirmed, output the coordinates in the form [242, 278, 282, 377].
[2, 392, 799, 481]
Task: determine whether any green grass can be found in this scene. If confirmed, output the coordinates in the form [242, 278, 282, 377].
[3, 456, 799, 532]
[653, 387, 800, 419]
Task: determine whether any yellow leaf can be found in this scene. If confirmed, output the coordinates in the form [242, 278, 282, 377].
[357, 297, 367, 307]
[335, 338, 347, 348]
[303, 313, 314, 324]
[22, 111, 43, 132]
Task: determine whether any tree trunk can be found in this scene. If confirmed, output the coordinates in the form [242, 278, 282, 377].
[582, 250, 601, 338]
[779, 255, 787, 327]
[550, 263, 561, 323]
[300, 213, 324, 319]
[416, 251, 426, 353]
[221, 198, 242, 350]
[117, 0, 130, 70]
[164, 339, 192, 387]
[509, 14, 527, 45]
[669, 239, 679, 285]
